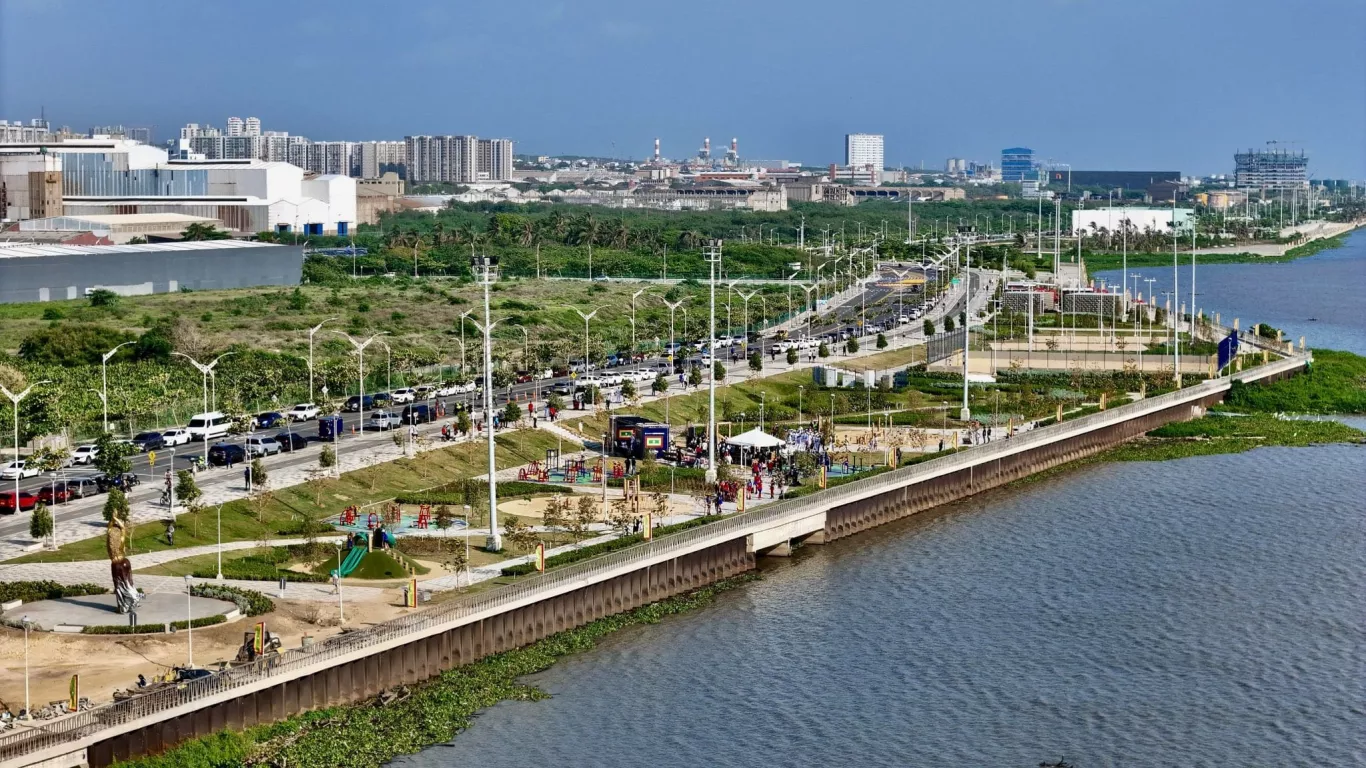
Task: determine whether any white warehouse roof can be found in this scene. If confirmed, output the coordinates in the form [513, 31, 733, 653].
[0, 240, 284, 260]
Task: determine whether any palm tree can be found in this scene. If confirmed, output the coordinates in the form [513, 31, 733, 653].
[518, 219, 536, 247]
[182, 223, 229, 241]
[546, 210, 568, 242]
[677, 230, 700, 250]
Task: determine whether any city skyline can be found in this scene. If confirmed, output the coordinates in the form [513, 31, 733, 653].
[2, 0, 1364, 177]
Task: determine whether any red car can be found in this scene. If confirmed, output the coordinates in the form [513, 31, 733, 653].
[36, 483, 73, 505]
[0, 490, 38, 514]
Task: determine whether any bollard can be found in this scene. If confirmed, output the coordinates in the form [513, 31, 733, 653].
[278, 576, 287, 598]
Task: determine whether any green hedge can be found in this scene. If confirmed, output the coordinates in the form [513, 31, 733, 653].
[0, 581, 107, 604]
[190, 559, 330, 584]
[82, 614, 227, 634]
[396, 481, 573, 507]
[501, 516, 724, 577]
[190, 583, 275, 616]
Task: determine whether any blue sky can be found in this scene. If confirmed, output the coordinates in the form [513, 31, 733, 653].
[3, 0, 1363, 177]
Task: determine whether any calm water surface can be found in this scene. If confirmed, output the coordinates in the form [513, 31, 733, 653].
[402, 236, 1365, 768]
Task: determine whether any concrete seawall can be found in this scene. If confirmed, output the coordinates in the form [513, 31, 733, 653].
[0, 352, 1307, 768]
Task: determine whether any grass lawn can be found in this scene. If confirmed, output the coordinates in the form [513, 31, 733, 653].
[837, 346, 925, 373]
[9, 429, 573, 564]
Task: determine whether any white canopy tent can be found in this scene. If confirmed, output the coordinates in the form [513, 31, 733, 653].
[724, 428, 784, 450]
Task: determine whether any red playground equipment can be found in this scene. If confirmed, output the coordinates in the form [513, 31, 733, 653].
[340, 506, 358, 526]
[367, 512, 379, 530]
[417, 504, 432, 529]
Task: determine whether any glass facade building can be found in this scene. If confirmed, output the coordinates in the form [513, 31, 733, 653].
[58, 152, 208, 197]
[1000, 147, 1036, 183]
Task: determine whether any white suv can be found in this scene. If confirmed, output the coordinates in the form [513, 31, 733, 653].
[390, 388, 417, 404]
[68, 445, 100, 466]
[288, 403, 320, 421]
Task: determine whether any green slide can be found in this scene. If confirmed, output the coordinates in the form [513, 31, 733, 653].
[334, 546, 366, 578]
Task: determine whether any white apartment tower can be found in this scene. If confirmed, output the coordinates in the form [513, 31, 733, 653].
[845, 133, 884, 172]
[226, 116, 244, 137]
[244, 117, 261, 136]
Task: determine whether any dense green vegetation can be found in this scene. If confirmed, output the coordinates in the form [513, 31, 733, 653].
[500, 515, 724, 576]
[189, 583, 274, 616]
[1224, 349, 1366, 414]
[114, 573, 760, 768]
[0, 581, 106, 604]
[81, 615, 227, 635]
[1106, 412, 1363, 461]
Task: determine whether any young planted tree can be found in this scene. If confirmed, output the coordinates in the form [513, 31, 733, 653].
[319, 445, 337, 470]
[713, 361, 726, 381]
[542, 495, 570, 534]
[786, 348, 799, 365]
[250, 458, 268, 489]
[443, 543, 469, 585]
[456, 410, 472, 435]
[944, 316, 955, 333]
[817, 342, 830, 359]
[687, 366, 703, 389]
[607, 496, 636, 535]
[102, 488, 130, 524]
[571, 494, 598, 542]
[92, 432, 132, 479]
[923, 318, 936, 336]
[175, 469, 202, 509]
[621, 379, 637, 403]
[433, 504, 454, 535]
[502, 516, 539, 554]
[29, 503, 53, 547]
[876, 333, 888, 349]
[846, 337, 860, 354]
[651, 374, 668, 396]
[651, 491, 670, 522]
[748, 352, 763, 373]
[500, 401, 522, 427]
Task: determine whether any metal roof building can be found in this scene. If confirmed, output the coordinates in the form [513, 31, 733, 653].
[0, 240, 303, 303]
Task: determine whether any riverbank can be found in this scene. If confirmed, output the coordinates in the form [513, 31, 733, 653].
[1082, 223, 1362, 276]
[110, 572, 760, 768]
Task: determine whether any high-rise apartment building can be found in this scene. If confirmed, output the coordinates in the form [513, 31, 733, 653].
[845, 133, 884, 171]
[244, 117, 261, 137]
[361, 141, 407, 178]
[227, 116, 244, 137]
[405, 135, 481, 183]
[477, 138, 514, 181]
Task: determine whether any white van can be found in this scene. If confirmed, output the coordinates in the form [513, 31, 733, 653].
[186, 411, 232, 441]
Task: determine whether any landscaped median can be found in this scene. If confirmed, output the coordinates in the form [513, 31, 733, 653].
[7, 429, 570, 565]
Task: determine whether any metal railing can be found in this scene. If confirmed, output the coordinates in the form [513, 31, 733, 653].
[0, 350, 1308, 763]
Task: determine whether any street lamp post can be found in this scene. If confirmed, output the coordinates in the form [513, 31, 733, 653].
[334, 539, 344, 624]
[376, 339, 392, 393]
[100, 341, 135, 434]
[567, 307, 603, 405]
[171, 352, 233, 464]
[20, 615, 31, 720]
[703, 239, 722, 484]
[961, 243, 972, 422]
[334, 331, 388, 437]
[472, 254, 503, 551]
[799, 283, 819, 338]
[2, 382, 49, 509]
[797, 385, 804, 425]
[630, 288, 647, 371]
[307, 317, 337, 404]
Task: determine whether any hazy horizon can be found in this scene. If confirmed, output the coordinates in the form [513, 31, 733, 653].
[2, 0, 1362, 177]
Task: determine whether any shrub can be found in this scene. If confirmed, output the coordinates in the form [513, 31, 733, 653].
[190, 583, 275, 616]
[29, 503, 53, 542]
[319, 445, 336, 469]
[102, 488, 130, 524]
[0, 581, 107, 604]
[82, 615, 226, 634]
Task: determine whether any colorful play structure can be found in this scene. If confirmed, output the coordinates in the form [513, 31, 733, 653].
[514, 455, 625, 485]
[332, 503, 466, 536]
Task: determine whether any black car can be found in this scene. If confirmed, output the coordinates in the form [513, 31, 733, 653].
[96, 472, 141, 493]
[342, 395, 375, 412]
[372, 392, 393, 407]
[131, 431, 166, 452]
[275, 431, 309, 452]
[254, 411, 286, 430]
[400, 404, 432, 424]
[207, 443, 247, 467]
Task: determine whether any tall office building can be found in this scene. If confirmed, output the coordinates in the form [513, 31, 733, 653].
[1000, 147, 1036, 182]
[1234, 147, 1308, 190]
[845, 133, 884, 171]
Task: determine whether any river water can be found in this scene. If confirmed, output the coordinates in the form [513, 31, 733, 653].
[402, 234, 1365, 768]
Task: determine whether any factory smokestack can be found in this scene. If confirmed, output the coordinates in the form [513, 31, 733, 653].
[654, 138, 660, 161]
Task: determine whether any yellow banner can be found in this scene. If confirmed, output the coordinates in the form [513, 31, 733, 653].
[534, 543, 546, 572]
[643, 512, 652, 540]
[818, 465, 827, 489]
[406, 578, 418, 607]
[253, 622, 265, 655]
[737, 487, 745, 512]
[69, 674, 79, 711]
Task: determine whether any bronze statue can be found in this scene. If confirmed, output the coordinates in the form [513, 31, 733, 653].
[106, 514, 141, 613]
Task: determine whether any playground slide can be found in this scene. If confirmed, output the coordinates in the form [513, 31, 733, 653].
[334, 546, 366, 578]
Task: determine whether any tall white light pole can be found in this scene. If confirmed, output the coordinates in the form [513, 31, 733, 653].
[2, 382, 49, 509]
[659, 297, 689, 446]
[20, 616, 31, 720]
[458, 309, 475, 375]
[171, 353, 232, 463]
[184, 574, 194, 667]
[961, 243, 972, 422]
[307, 317, 336, 404]
[334, 331, 388, 436]
[703, 240, 722, 484]
[376, 339, 393, 393]
[568, 307, 602, 400]
[1172, 199, 1181, 387]
[471, 253, 503, 551]
[100, 341, 135, 434]
[735, 289, 758, 354]
[800, 283, 819, 337]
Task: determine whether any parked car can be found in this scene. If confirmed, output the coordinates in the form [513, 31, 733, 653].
[343, 395, 375, 412]
[390, 388, 417, 404]
[36, 482, 74, 505]
[0, 490, 38, 514]
[244, 436, 281, 457]
[287, 403, 320, 421]
[96, 472, 141, 493]
[372, 392, 393, 407]
[64, 476, 104, 498]
[275, 431, 309, 452]
[131, 431, 166, 453]
[414, 384, 435, 397]
[368, 410, 401, 430]
[253, 412, 286, 430]
[0, 461, 38, 480]
[400, 404, 432, 425]
[514, 372, 533, 384]
[162, 428, 192, 446]
[207, 443, 247, 467]
[434, 383, 460, 397]
[68, 445, 99, 466]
